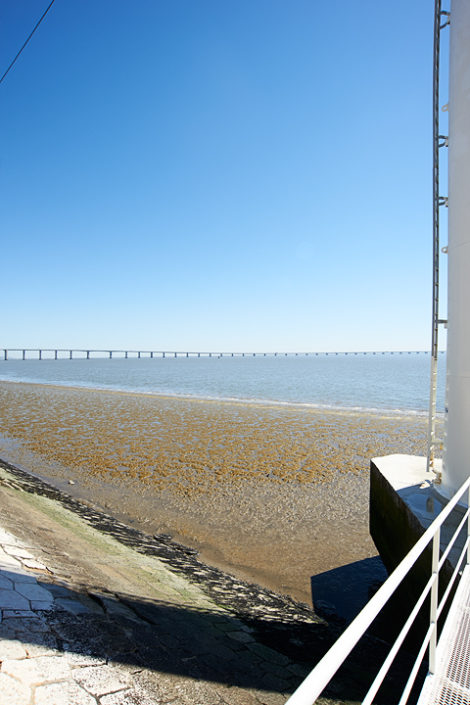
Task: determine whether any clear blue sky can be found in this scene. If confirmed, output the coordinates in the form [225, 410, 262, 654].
[0, 0, 447, 352]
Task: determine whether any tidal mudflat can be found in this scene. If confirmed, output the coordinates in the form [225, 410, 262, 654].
[0, 380, 437, 606]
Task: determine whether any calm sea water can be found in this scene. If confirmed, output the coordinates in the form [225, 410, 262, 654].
[0, 353, 446, 414]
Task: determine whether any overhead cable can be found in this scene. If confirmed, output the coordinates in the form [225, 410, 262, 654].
[0, 0, 57, 86]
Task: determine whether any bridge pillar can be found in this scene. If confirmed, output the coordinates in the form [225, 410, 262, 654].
[150, 351, 153, 358]
[39, 350, 42, 360]
[54, 350, 58, 360]
[4, 349, 7, 361]
[69, 350, 73, 359]
[109, 351, 112, 359]
[86, 351, 90, 360]
[22, 350, 25, 360]
[138, 351, 141, 359]
[125, 351, 128, 359]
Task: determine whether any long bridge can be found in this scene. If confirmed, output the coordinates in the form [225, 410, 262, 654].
[1, 348, 444, 361]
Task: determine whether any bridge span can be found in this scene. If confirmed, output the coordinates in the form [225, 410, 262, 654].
[0, 348, 440, 361]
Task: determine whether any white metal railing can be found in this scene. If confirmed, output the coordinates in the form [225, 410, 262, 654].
[285, 475, 470, 705]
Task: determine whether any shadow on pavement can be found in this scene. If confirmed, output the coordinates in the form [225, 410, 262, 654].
[0, 566, 427, 704]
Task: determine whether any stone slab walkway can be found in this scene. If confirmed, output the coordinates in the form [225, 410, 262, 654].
[0, 460, 340, 705]
[0, 459, 406, 705]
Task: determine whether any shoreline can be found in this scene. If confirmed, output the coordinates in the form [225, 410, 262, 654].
[0, 376, 439, 419]
[0, 379, 440, 608]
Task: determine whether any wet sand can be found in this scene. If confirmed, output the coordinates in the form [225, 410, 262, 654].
[0, 380, 438, 606]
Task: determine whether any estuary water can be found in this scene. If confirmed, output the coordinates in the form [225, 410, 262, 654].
[0, 352, 446, 414]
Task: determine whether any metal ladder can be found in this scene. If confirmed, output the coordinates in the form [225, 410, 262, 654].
[427, 0, 450, 478]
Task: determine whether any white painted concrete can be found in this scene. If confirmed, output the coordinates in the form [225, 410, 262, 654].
[443, 0, 470, 495]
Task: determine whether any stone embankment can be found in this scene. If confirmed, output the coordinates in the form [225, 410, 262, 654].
[0, 459, 408, 705]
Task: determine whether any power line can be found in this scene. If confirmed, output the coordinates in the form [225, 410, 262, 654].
[0, 0, 57, 86]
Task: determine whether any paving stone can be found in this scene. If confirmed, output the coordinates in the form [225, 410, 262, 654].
[99, 688, 158, 705]
[2, 654, 72, 685]
[251, 689, 289, 705]
[0, 554, 22, 568]
[22, 559, 48, 570]
[63, 651, 107, 667]
[0, 588, 30, 610]
[24, 633, 59, 657]
[0, 671, 31, 705]
[0, 529, 22, 544]
[213, 684, 262, 705]
[286, 662, 310, 678]
[15, 582, 53, 602]
[0, 636, 28, 659]
[3, 609, 37, 618]
[12, 571, 39, 584]
[227, 630, 256, 644]
[73, 664, 132, 696]
[3, 615, 49, 632]
[0, 573, 13, 589]
[97, 595, 140, 621]
[31, 600, 55, 610]
[34, 680, 97, 705]
[247, 642, 291, 666]
[46, 583, 75, 598]
[3, 546, 35, 560]
[55, 598, 91, 615]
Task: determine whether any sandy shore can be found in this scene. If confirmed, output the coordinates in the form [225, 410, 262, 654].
[0, 380, 439, 607]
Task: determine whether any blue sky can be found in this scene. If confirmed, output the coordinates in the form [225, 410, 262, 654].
[0, 0, 448, 352]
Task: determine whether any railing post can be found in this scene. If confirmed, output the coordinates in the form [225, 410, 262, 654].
[429, 527, 441, 674]
[467, 486, 470, 566]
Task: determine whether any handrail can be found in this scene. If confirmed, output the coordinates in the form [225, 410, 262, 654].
[285, 474, 470, 705]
